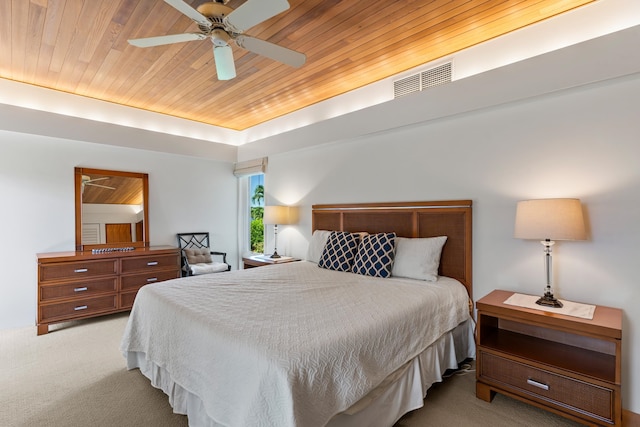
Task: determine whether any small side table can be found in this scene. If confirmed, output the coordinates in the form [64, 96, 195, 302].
[242, 255, 301, 269]
[475, 289, 622, 426]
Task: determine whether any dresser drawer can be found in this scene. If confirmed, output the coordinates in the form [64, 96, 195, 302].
[119, 291, 137, 310]
[40, 278, 118, 302]
[39, 295, 117, 323]
[119, 270, 180, 309]
[121, 254, 179, 273]
[480, 352, 614, 422]
[120, 270, 180, 292]
[39, 259, 118, 282]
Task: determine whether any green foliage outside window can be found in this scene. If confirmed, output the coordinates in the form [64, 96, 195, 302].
[251, 184, 264, 206]
[251, 216, 264, 253]
[250, 184, 264, 252]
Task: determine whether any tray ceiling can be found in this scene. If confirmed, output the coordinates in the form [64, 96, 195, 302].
[1, 0, 594, 131]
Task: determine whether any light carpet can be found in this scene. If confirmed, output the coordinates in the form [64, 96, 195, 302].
[0, 313, 582, 427]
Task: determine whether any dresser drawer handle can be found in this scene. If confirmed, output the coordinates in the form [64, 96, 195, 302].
[74, 305, 88, 311]
[74, 268, 88, 273]
[147, 277, 158, 282]
[527, 378, 549, 391]
[74, 287, 88, 292]
[147, 261, 159, 266]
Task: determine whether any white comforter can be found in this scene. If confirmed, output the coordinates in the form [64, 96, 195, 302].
[121, 261, 470, 427]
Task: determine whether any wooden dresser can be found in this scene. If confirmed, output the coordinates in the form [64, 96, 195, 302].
[476, 289, 622, 426]
[37, 246, 180, 335]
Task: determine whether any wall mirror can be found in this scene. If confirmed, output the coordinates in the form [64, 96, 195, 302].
[75, 167, 149, 251]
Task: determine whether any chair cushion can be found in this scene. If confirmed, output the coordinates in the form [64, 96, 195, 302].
[190, 262, 229, 275]
[184, 247, 213, 264]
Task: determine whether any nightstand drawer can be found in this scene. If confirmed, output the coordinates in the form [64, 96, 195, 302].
[480, 352, 614, 422]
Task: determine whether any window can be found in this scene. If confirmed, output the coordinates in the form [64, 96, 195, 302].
[249, 174, 264, 253]
[234, 158, 267, 258]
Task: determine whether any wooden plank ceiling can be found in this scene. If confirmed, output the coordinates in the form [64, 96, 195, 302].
[82, 174, 143, 205]
[1, 0, 595, 131]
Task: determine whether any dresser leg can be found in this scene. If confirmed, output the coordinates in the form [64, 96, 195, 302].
[37, 323, 49, 336]
[476, 381, 496, 402]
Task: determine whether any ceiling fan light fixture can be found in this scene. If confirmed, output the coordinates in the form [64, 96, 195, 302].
[214, 45, 236, 80]
[128, 0, 304, 81]
[211, 29, 231, 47]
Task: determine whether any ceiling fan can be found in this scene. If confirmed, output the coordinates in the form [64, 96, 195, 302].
[128, 0, 306, 80]
[81, 175, 116, 192]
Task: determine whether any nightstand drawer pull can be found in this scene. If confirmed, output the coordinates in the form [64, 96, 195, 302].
[527, 378, 549, 391]
[74, 305, 88, 311]
[74, 268, 88, 273]
[146, 277, 158, 282]
[146, 261, 158, 266]
[74, 287, 88, 292]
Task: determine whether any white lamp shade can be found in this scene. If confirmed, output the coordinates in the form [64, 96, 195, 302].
[263, 206, 290, 225]
[514, 198, 587, 241]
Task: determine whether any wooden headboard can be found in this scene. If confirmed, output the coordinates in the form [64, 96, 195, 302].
[312, 200, 473, 299]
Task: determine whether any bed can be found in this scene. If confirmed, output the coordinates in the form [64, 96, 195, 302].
[121, 200, 474, 427]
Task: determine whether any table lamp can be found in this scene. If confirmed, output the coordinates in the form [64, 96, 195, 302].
[263, 205, 291, 259]
[514, 198, 587, 307]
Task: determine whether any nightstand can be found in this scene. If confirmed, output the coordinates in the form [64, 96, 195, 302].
[242, 255, 301, 269]
[476, 289, 622, 426]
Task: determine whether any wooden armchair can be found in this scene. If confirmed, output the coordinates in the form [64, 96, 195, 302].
[177, 232, 231, 277]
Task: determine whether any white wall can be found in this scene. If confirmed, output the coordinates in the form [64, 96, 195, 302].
[264, 73, 640, 412]
[0, 132, 238, 330]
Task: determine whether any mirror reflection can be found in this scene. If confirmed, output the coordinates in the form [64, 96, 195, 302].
[75, 167, 149, 250]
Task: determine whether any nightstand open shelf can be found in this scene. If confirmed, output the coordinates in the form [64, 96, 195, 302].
[476, 290, 622, 426]
[480, 318, 617, 383]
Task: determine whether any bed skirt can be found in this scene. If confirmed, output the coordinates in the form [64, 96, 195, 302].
[125, 318, 475, 427]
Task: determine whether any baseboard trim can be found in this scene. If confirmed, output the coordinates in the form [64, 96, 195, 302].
[623, 409, 640, 426]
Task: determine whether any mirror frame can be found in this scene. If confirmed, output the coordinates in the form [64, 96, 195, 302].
[75, 167, 150, 251]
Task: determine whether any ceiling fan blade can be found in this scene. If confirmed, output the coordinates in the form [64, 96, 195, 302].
[164, 0, 211, 27]
[213, 45, 237, 80]
[87, 183, 116, 190]
[224, 0, 290, 33]
[128, 33, 206, 48]
[85, 177, 108, 183]
[236, 36, 305, 68]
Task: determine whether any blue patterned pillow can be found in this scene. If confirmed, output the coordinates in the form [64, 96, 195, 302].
[352, 233, 397, 278]
[318, 231, 361, 272]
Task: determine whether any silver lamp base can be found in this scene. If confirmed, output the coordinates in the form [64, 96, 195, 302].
[536, 288, 563, 308]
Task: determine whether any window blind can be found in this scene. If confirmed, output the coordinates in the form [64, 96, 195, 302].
[233, 157, 267, 177]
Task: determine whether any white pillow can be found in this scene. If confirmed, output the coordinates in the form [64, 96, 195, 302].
[306, 230, 332, 263]
[391, 236, 447, 281]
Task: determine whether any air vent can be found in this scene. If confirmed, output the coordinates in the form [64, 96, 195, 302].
[393, 74, 420, 98]
[421, 62, 452, 89]
[393, 61, 452, 98]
